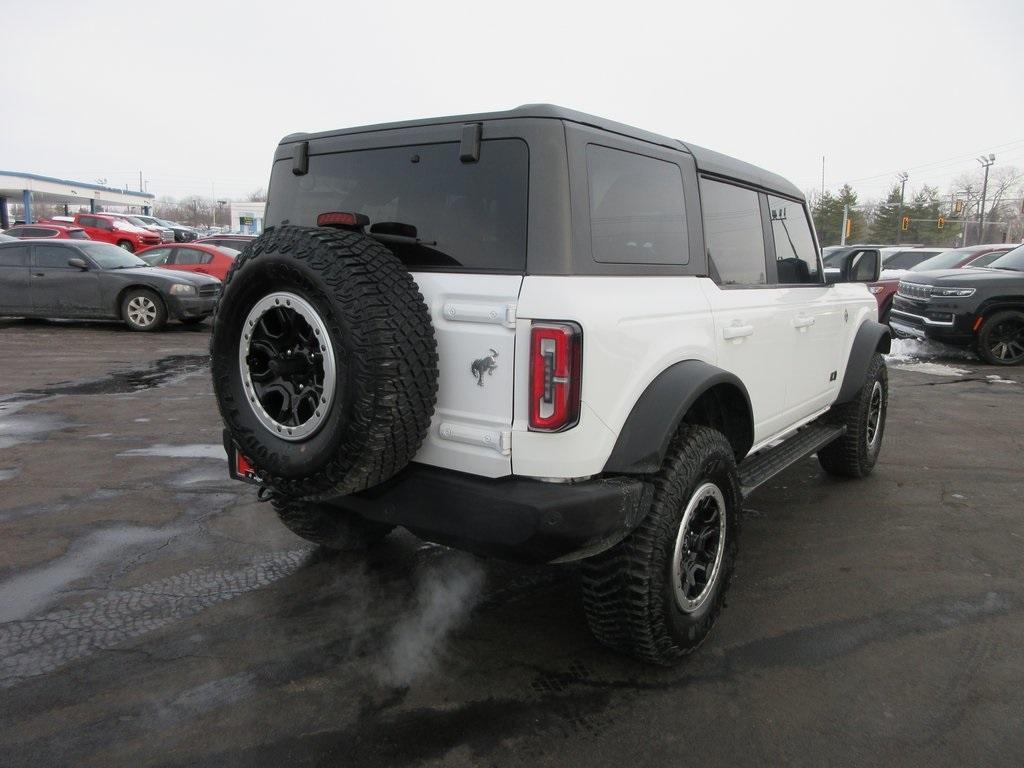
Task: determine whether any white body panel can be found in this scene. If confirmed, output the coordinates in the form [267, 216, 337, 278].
[407, 271, 876, 482]
[409, 272, 523, 477]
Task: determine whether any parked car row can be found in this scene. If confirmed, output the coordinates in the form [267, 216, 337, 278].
[0, 224, 254, 331]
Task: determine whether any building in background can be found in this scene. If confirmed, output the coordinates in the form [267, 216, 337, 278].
[228, 201, 265, 234]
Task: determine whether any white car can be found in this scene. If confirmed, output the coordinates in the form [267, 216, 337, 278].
[209, 105, 891, 665]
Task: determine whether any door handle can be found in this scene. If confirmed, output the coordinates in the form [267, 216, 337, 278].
[793, 315, 816, 330]
[32, 272, 45, 277]
[723, 324, 755, 340]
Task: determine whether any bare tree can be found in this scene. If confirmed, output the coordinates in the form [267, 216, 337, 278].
[247, 188, 268, 202]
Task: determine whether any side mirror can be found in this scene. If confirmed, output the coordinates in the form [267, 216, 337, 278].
[832, 249, 880, 283]
[67, 258, 88, 270]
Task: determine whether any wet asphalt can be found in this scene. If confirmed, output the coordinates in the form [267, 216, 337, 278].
[0, 317, 1022, 767]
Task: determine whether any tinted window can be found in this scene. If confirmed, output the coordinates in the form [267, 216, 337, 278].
[701, 179, 766, 285]
[174, 248, 205, 265]
[767, 195, 819, 283]
[33, 245, 77, 268]
[141, 247, 172, 265]
[0, 245, 29, 266]
[969, 250, 1010, 268]
[986, 245, 1024, 272]
[885, 250, 940, 269]
[79, 216, 98, 228]
[267, 139, 529, 271]
[69, 229, 89, 240]
[586, 145, 687, 265]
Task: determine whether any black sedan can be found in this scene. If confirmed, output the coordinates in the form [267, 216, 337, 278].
[0, 240, 220, 331]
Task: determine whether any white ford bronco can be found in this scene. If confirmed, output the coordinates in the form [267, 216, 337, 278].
[211, 105, 890, 664]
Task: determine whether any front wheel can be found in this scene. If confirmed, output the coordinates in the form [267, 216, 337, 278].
[117, 240, 135, 252]
[818, 353, 887, 478]
[976, 310, 1024, 366]
[580, 426, 741, 665]
[121, 288, 167, 332]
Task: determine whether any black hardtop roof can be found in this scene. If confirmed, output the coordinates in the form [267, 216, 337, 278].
[280, 104, 804, 201]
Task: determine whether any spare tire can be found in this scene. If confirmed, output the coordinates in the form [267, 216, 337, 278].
[210, 225, 438, 500]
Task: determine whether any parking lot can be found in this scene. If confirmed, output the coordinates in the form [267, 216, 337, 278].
[0, 318, 1022, 767]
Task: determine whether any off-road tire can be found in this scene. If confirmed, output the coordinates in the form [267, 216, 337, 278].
[210, 225, 438, 500]
[818, 353, 887, 478]
[975, 310, 1024, 366]
[272, 497, 394, 550]
[121, 288, 167, 332]
[580, 426, 741, 665]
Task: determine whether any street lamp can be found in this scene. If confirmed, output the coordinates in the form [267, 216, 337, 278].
[977, 154, 995, 245]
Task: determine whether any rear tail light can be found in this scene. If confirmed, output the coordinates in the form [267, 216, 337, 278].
[529, 321, 582, 432]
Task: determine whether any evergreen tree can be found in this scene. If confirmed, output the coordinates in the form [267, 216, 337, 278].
[811, 190, 844, 246]
[869, 185, 903, 244]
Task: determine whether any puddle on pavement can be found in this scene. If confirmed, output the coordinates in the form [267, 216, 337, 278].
[0, 468, 20, 482]
[4, 354, 209, 403]
[118, 444, 227, 460]
[0, 410, 75, 450]
[0, 525, 177, 623]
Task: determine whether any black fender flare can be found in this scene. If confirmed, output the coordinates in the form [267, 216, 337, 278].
[603, 360, 754, 474]
[836, 320, 891, 403]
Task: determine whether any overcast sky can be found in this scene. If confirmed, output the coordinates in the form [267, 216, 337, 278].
[2, 0, 1021, 203]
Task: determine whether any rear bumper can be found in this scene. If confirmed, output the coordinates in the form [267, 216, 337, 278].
[323, 464, 652, 564]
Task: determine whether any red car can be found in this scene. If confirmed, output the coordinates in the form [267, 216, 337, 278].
[137, 242, 239, 281]
[72, 213, 161, 252]
[4, 222, 91, 240]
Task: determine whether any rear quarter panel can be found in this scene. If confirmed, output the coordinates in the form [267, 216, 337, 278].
[512, 275, 716, 478]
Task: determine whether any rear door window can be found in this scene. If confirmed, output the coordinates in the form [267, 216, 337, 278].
[173, 248, 204, 265]
[700, 179, 767, 285]
[0, 245, 29, 266]
[766, 194, 820, 284]
[586, 145, 688, 265]
[267, 139, 529, 272]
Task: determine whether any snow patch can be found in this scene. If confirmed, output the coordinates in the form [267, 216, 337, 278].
[894, 362, 971, 377]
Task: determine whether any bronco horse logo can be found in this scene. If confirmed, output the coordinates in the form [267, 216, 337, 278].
[471, 349, 499, 386]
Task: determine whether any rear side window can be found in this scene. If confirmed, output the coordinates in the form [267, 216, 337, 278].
[700, 179, 766, 285]
[766, 195, 820, 283]
[586, 145, 688, 265]
[174, 248, 205, 265]
[0, 245, 29, 266]
[886, 250, 939, 269]
[69, 229, 89, 239]
[267, 139, 529, 272]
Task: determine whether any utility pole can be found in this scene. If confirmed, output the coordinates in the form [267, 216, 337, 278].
[139, 170, 143, 192]
[977, 154, 995, 245]
[895, 172, 909, 244]
[821, 156, 825, 199]
[840, 204, 849, 246]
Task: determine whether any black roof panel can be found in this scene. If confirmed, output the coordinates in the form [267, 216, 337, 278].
[279, 104, 804, 201]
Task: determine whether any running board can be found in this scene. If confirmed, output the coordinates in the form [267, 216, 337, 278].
[738, 422, 846, 496]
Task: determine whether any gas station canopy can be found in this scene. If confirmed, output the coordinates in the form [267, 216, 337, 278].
[0, 170, 156, 228]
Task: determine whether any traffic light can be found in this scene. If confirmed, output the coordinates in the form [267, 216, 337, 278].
[954, 199, 964, 214]
[845, 218, 852, 238]
[937, 216, 945, 229]
[901, 216, 910, 231]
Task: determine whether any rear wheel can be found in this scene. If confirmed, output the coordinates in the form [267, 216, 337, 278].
[272, 497, 393, 550]
[580, 426, 740, 665]
[976, 310, 1024, 366]
[121, 288, 167, 332]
